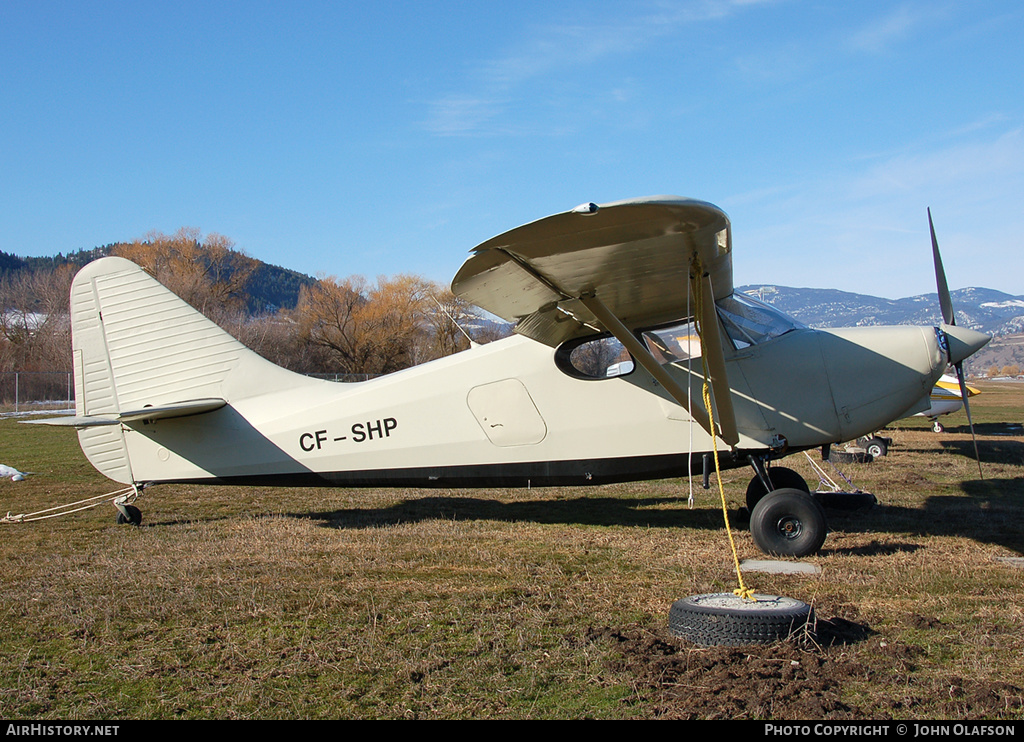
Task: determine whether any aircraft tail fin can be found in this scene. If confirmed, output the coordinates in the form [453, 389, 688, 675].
[67, 256, 312, 483]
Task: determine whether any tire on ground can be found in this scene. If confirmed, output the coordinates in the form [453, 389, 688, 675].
[864, 437, 888, 458]
[828, 450, 873, 464]
[668, 593, 813, 646]
[116, 504, 142, 526]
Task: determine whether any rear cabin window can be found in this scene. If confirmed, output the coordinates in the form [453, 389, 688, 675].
[556, 335, 634, 379]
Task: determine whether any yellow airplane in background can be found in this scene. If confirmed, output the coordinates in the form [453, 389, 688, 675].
[910, 373, 981, 433]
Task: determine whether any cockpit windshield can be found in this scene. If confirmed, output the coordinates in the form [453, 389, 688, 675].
[715, 293, 805, 349]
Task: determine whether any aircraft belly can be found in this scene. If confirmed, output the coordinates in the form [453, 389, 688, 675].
[917, 400, 962, 418]
[122, 403, 694, 486]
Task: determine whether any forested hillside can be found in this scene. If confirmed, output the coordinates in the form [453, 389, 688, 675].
[1, 245, 310, 313]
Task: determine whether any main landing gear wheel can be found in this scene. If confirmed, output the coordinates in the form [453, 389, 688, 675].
[668, 593, 813, 646]
[116, 504, 142, 526]
[750, 488, 827, 557]
[745, 466, 809, 511]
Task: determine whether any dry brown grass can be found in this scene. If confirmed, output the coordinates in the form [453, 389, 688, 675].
[1, 381, 1023, 719]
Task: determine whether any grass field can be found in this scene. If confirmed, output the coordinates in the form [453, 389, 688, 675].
[1, 381, 1023, 719]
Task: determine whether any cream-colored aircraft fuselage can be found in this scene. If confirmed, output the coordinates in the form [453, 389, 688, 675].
[41, 198, 989, 554]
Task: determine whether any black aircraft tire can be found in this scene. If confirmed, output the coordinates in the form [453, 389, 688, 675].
[745, 466, 810, 511]
[668, 593, 813, 646]
[116, 505, 142, 526]
[864, 438, 888, 458]
[828, 451, 873, 464]
[750, 488, 828, 557]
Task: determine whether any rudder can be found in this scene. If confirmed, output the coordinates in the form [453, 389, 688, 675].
[68, 257, 309, 483]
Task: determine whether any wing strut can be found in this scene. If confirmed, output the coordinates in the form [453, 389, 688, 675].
[691, 265, 739, 447]
[578, 290, 738, 447]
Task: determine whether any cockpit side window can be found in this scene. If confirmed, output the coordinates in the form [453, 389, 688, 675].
[715, 293, 805, 349]
[555, 293, 801, 379]
[640, 320, 702, 363]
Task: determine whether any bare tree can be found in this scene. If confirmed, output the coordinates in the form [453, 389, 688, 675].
[414, 284, 477, 363]
[295, 274, 439, 375]
[0, 228, 503, 385]
[0, 265, 74, 372]
[111, 228, 257, 325]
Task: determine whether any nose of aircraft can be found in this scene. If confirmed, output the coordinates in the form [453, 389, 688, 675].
[815, 325, 944, 442]
[940, 324, 991, 365]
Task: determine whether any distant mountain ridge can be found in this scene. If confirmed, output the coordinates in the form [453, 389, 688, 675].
[737, 285, 1024, 337]
[5, 244, 1021, 339]
[0, 246, 315, 314]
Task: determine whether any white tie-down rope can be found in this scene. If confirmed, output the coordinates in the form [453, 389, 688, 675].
[2, 485, 139, 524]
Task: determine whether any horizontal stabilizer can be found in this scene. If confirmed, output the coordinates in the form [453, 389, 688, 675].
[117, 398, 227, 423]
[24, 398, 227, 429]
[23, 415, 120, 428]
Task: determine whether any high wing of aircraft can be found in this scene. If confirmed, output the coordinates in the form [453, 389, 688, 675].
[28, 196, 990, 557]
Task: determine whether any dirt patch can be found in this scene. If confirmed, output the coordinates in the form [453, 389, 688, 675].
[592, 616, 1024, 720]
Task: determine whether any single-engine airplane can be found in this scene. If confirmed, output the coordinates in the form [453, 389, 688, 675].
[33, 197, 990, 557]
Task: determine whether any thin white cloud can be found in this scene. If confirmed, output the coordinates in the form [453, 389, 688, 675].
[423, 0, 781, 136]
[847, 4, 925, 54]
[425, 95, 508, 136]
[848, 127, 1024, 200]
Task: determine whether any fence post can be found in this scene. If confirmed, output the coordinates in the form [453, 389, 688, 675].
[2, 371, 75, 412]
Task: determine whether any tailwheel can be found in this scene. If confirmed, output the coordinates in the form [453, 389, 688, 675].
[750, 488, 827, 557]
[115, 504, 142, 526]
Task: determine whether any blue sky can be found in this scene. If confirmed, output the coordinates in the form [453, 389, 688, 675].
[2, 0, 1022, 300]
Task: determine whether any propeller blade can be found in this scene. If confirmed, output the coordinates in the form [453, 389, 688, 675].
[955, 362, 984, 480]
[929, 208, 956, 327]
[931, 210, 984, 477]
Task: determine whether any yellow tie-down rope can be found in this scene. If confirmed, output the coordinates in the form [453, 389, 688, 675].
[690, 259, 755, 602]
